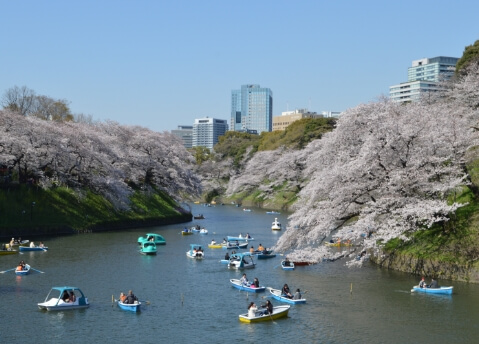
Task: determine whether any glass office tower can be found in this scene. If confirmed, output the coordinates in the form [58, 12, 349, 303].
[231, 84, 273, 133]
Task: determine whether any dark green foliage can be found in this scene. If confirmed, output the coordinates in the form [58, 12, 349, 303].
[456, 39, 479, 76]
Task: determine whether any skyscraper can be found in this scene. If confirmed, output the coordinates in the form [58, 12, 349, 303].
[192, 117, 228, 150]
[231, 84, 273, 133]
[389, 56, 459, 103]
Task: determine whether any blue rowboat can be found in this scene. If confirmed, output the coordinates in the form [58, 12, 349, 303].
[15, 264, 31, 275]
[230, 279, 266, 293]
[227, 236, 254, 242]
[268, 288, 306, 304]
[38, 286, 89, 311]
[118, 300, 141, 312]
[281, 260, 295, 270]
[256, 252, 276, 259]
[19, 246, 48, 252]
[411, 286, 453, 295]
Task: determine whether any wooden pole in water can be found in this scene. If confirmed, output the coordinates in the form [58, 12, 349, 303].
[350, 283, 353, 294]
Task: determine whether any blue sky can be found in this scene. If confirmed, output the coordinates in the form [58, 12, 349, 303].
[1, 0, 478, 132]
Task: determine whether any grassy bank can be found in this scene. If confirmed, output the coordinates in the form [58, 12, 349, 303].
[0, 184, 191, 238]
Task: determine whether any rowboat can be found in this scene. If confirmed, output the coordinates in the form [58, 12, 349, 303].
[292, 261, 317, 266]
[208, 243, 223, 249]
[227, 235, 254, 242]
[15, 264, 31, 275]
[38, 286, 89, 311]
[0, 249, 18, 255]
[228, 252, 255, 269]
[139, 241, 157, 255]
[118, 300, 141, 312]
[230, 279, 266, 293]
[271, 218, 281, 230]
[268, 288, 306, 304]
[411, 286, 453, 295]
[223, 242, 248, 249]
[281, 260, 295, 270]
[193, 214, 205, 219]
[256, 252, 276, 259]
[138, 233, 166, 246]
[19, 246, 48, 252]
[238, 305, 290, 323]
[191, 228, 208, 234]
[243, 208, 252, 212]
[266, 211, 281, 214]
[186, 244, 204, 259]
[325, 241, 353, 247]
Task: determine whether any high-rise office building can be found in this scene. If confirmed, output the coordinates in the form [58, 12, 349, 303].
[390, 56, 459, 103]
[192, 117, 228, 150]
[231, 84, 273, 133]
[171, 125, 193, 149]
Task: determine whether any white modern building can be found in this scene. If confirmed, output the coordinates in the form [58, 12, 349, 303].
[389, 56, 459, 103]
[171, 125, 193, 149]
[192, 117, 228, 150]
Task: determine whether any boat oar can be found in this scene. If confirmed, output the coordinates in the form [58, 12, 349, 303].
[31, 267, 45, 273]
[0, 268, 16, 274]
[139, 300, 150, 305]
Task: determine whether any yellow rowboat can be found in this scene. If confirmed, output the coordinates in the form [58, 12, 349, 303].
[208, 244, 223, 249]
[325, 242, 353, 247]
[239, 305, 290, 323]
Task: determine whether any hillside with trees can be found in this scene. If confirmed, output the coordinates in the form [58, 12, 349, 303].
[195, 117, 336, 207]
[0, 107, 200, 236]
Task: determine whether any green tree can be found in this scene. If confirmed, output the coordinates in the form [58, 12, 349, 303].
[456, 39, 479, 76]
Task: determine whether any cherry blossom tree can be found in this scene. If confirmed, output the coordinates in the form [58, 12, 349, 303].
[0, 111, 200, 210]
[274, 65, 479, 265]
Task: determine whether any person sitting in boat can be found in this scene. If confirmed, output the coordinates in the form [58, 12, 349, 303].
[249, 246, 254, 254]
[258, 244, 265, 251]
[261, 300, 273, 315]
[30, 241, 35, 248]
[10, 238, 15, 248]
[124, 290, 138, 304]
[39, 242, 45, 248]
[19, 260, 26, 270]
[252, 278, 259, 288]
[119, 292, 127, 302]
[16, 264, 24, 271]
[419, 277, 427, 288]
[248, 302, 257, 317]
[210, 239, 217, 245]
[224, 252, 230, 260]
[428, 278, 439, 289]
[240, 273, 249, 286]
[293, 288, 302, 300]
[246, 233, 252, 239]
[238, 233, 243, 238]
[69, 291, 76, 303]
[282, 284, 293, 298]
[222, 238, 227, 244]
[283, 258, 291, 266]
[61, 290, 70, 302]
